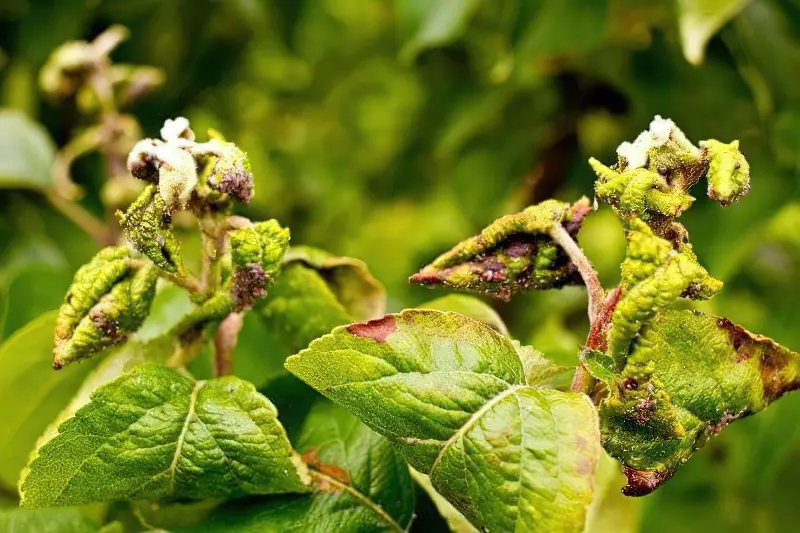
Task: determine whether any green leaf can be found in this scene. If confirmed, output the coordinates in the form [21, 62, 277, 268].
[20, 364, 310, 507]
[0, 507, 100, 533]
[0, 110, 56, 190]
[0, 311, 100, 489]
[584, 453, 642, 533]
[284, 246, 386, 321]
[600, 310, 800, 496]
[295, 401, 415, 530]
[179, 400, 415, 532]
[677, 0, 751, 65]
[410, 198, 592, 301]
[410, 468, 477, 533]
[35, 334, 178, 453]
[416, 294, 509, 336]
[286, 309, 600, 532]
[236, 263, 353, 388]
[397, 0, 483, 63]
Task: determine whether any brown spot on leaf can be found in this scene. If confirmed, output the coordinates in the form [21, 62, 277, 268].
[630, 396, 656, 426]
[717, 316, 800, 401]
[347, 315, 397, 343]
[621, 466, 672, 497]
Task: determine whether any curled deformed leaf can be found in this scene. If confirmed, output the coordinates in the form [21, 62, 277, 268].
[286, 309, 600, 532]
[117, 185, 183, 273]
[591, 163, 695, 220]
[410, 198, 592, 301]
[20, 364, 310, 507]
[229, 220, 290, 311]
[284, 245, 386, 320]
[590, 116, 750, 223]
[701, 139, 751, 206]
[607, 219, 722, 363]
[197, 139, 254, 205]
[599, 310, 800, 496]
[53, 247, 159, 368]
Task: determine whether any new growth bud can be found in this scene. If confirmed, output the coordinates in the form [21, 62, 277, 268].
[590, 115, 751, 224]
[125, 118, 254, 212]
[53, 247, 159, 369]
[228, 220, 290, 311]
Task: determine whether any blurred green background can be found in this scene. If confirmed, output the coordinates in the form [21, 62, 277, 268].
[0, 0, 799, 531]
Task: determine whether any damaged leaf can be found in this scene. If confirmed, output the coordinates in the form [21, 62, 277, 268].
[53, 247, 159, 369]
[599, 310, 800, 496]
[607, 218, 721, 363]
[20, 364, 310, 507]
[228, 220, 290, 311]
[590, 115, 750, 224]
[410, 198, 592, 301]
[286, 309, 600, 532]
[701, 139, 751, 206]
[117, 185, 183, 273]
[284, 246, 386, 321]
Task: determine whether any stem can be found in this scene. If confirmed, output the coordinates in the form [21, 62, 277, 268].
[548, 224, 607, 394]
[549, 224, 604, 323]
[45, 191, 110, 246]
[213, 312, 243, 377]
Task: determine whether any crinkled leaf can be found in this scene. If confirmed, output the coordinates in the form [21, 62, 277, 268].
[677, 0, 751, 65]
[600, 310, 800, 496]
[54, 254, 160, 369]
[701, 139, 750, 206]
[229, 220, 290, 311]
[0, 110, 56, 190]
[607, 219, 721, 364]
[286, 309, 600, 532]
[117, 185, 183, 273]
[0, 507, 100, 533]
[589, 116, 750, 224]
[416, 294, 509, 336]
[0, 312, 99, 489]
[179, 400, 415, 532]
[35, 334, 178, 454]
[284, 246, 386, 321]
[410, 198, 592, 301]
[20, 364, 309, 507]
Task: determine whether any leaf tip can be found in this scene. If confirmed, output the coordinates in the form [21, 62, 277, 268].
[621, 466, 672, 497]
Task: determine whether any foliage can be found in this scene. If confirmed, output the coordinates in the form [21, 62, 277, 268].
[1, 1, 800, 532]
